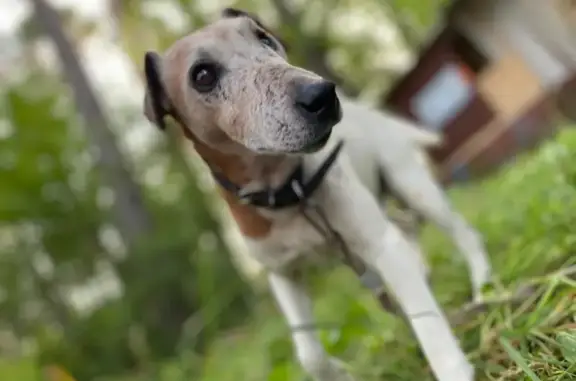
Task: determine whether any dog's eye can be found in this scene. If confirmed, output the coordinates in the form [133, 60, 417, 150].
[189, 62, 219, 92]
[255, 29, 276, 49]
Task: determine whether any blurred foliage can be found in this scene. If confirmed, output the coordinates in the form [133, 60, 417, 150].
[1, 1, 574, 381]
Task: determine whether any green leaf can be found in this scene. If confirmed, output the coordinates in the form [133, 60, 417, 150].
[557, 330, 576, 363]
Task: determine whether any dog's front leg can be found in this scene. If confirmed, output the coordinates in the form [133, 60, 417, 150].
[315, 158, 473, 381]
[268, 272, 356, 381]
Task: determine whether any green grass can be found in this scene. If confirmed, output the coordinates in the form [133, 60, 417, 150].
[196, 128, 576, 381]
[0, 358, 41, 381]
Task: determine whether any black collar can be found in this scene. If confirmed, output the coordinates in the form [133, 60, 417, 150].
[213, 140, 344, 210]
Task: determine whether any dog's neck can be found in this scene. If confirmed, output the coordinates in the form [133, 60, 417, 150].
[188, 132, 299, 190]
[180, 126, 299, 238]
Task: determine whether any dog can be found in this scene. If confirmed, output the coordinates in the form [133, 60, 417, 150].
[142, 8, 490, 381]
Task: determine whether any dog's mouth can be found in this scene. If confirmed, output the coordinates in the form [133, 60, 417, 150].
[301, 128, 333, 153]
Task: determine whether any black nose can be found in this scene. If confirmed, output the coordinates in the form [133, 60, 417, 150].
[295, 80, 338, 117]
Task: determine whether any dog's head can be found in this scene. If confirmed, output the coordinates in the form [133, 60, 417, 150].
[143, 8, 342, 155]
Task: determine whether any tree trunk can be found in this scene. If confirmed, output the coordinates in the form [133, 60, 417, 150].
[30, 0, 153, 245]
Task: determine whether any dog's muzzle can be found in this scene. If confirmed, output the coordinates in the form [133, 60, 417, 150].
[294, 79, 341, 152]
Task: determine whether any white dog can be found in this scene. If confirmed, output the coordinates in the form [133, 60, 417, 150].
[142, 8, 491, 381]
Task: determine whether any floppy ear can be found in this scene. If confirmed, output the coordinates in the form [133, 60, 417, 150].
[221, 7, 290, 52]
[143, 51, 170, 130]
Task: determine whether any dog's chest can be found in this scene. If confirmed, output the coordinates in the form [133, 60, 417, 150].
[243, 210, 335, 271]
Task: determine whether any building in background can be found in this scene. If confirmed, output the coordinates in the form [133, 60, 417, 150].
[385, 0, 576, 183]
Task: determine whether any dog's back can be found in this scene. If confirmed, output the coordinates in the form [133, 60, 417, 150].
[333, 94, 441, 196]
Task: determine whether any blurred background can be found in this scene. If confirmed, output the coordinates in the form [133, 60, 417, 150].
[0, 0, 575, 380]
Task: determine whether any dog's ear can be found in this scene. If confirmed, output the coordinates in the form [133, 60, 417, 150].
[143, 51, 171, 130]
[221, 7, 290, 52]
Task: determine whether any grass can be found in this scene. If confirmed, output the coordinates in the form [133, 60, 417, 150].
[196, 128, 576, 381]
[0, 358, 41, 381]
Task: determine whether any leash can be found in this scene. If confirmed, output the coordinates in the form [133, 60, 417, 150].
[297, 199, 401, 317]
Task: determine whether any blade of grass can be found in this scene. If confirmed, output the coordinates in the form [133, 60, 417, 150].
[499, 336, 542, 381]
